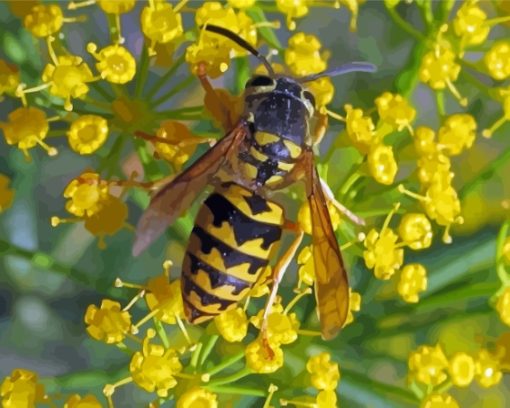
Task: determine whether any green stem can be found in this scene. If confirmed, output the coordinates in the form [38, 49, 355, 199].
[206, 351, 245, 377]
[153, 319, 170, 349]
[385, 4, 426, 42]
[199, 335, 219, 368]
[190, 342, 203, 370]
[435, 90, 445, 119]
[154, 105, 203, 117]
[151, 75, 196, 108]
[90, 81, 115, 101]
[496, 220, 510, 286]
[418, 0, 434, 27]
[206, 385, 266, 397]
[132, 137, 164, 181]
[146, 55, 186, 100]
[135, 43, 150, 98]
[207, 366, 251, 387]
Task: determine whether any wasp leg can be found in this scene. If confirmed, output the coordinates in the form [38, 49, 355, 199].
[260, 220, 304, 355]
[312, 111, 329, 146]
[108, 173, 176, 192]
[319, 178, 366, 226]
[134, 130, 215, 147]
[196, 62, 235, 132]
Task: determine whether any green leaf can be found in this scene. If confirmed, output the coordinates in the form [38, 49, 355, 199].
[3, 31, 27, 64]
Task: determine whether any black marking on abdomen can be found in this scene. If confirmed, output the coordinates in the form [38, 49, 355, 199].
[192, 226, 268, 275]
[185, 252, 251, 296]
[243, 193, 271, 215]
[182, 296, 216, 322]
[204, 194, 282, 250]
[182, 274, 234, 310]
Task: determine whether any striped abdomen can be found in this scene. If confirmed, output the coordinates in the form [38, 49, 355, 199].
[182, 183, 284, 323]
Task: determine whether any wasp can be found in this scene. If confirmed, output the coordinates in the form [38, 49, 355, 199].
[133, 25, 375, 340]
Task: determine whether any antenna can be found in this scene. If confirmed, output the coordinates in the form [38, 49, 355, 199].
[203, 24, 275, 77]
[300, 62, 377, 82]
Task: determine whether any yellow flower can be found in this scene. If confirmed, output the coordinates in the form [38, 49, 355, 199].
[413, 126, 437, 156]
[344, 290, 361, 326]
[408, 344, 449, 386]
[0, 59, 20, 96]
[83, 195, 128, 245]
[0, 174, 15, 213]
[87, 43, 136, 84]
[397, 264, 427, 303]
[485, 40, 510, 80]
[251, 303, 300, 345]
[306, 352, 340, 391]
[214, 307, 248, 343]
[306, 77, 334, 110]
[297, 245, 315, 286]
[185, 38, 231, 79]
[420, 393, 459, 408]
[145, 277, 184, 325]
[367, 144, 398, 185]
[497, 287, 510, 326]
[419, 48, 460, 90]
[398, 213, 433, 250]
[453, 2, 489, 46]
[344, 104, 376, 154]
[23, 4, 63, 38]
[437, 114, 477, 156]
[276, 0, 310, 30]
[284, 32, 328, 76]
[227, 0, 256, 8]
[176, 387, 218, 408]
[63, 172, 109, 217]
[97, 0, 135, 14]
[130, 329, 183, 397]
[375, 92, 416, 132]
[245, 337, 284, 374]
[423, 181, 461, 228]
[64, 394, 103, 408]
[84, 299, 132, 344]
[364, 228, 404, 280]
[448, 352, 475, 388]
[0, 106, 53, 156]
[42, 55, 95, 111]
[140, 1, 183, 54]
[0, 369, 46, 408]
[316, 390, 338, 408]
[297, 200, 340, 235]
[154, 121, 204, 171]
[416, 154, 451, 187]
[475, 349, 502, 388]
[67, 115, 109, 155]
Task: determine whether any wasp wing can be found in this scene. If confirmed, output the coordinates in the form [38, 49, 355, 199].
[132, 122, 248, 256]
[305, 154, 349, 340]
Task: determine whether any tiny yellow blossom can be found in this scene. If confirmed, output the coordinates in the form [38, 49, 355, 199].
[0, 59, 20, 96]
[423, 181, 461, 228]
[497, 286, 510, 327]
[0, 369, 46, 408]
[421, 393, 459, 408]
[97, 0, 135, 14]
[397, 264, 427, 303]
[245, 337, 284, 374]
[276, 0, 310, 30]
[448, 352, 475, 388]
[83, 195, 128, 245]
[23, 4, 63, 38]
[140, 1, 183, 54]
[344, 104, 376, 154]
[87, 43, 136, 84]
[0, 107, 52, 156]
[42, 55, 95, 111]
[375, 92, 416, 132]
[227, 0, 256, 8]
[408, 344, 449, 386]
[145, 277, 184, 325]
[344, 290, 361, 326]
[130, 329, 183, 397]
[84, 299, 131, 344]
[251, 303, 300, 345]
[475, 349, 502, 388]
[307, 77, 334, 110]
[306, 352, 340, 391]
[185, 38, 231, 79]
[316, 390, 338, 408]
[453, 2, 489, 46]
[67, 115, 109, 155]
[298, 200, 340, 235]
[285, 32, 328, 76]
[367, 144, 398, 185]
[485, 40, 510, 80]
[419, 48, 460, 90]
[297, 245, 315, 286]
[398, 213, 433, 250]
[64, 394, 103, 408]
[176, 387, 218, 408]
[63, 172, 109, 217]
[0, 174, 15, 213]
[416, 154, 451, 187]
[364, 228, 404, 280]
[214, 307, 248, 343]
[413, 126, 437, 156]
[437, 114, 477, 156]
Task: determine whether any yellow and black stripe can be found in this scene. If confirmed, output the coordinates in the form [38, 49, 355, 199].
[182, 182, 284, 323]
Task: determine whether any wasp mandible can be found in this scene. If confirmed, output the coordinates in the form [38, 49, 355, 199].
[133, 25, 376, 340]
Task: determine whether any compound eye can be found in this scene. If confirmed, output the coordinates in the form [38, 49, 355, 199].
[303, 90, 316, 108]
[245, 75, 274, 88]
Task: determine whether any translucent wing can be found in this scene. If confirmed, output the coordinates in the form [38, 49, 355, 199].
[132, 122, 248, 256]
[305, 153, 349, 340]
